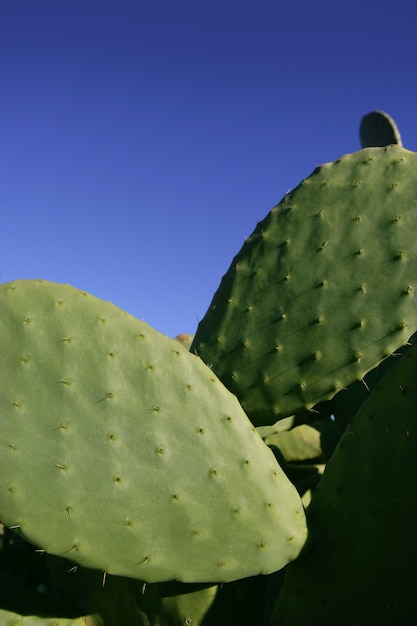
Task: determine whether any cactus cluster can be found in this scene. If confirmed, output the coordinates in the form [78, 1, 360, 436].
[1, 111, 416, 624]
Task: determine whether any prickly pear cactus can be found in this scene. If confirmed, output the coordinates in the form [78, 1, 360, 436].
[360, 110, 402, 148]
[173, 333, 194, 351]
[271, 345, 417, 626]
[153, 582, 218, 626]
[0, 612, 86, 626]
[263, 425, 322, 463]
[0, 280, 306, 584]
[191, 146, 417, 424]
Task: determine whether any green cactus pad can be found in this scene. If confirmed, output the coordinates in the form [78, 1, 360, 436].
[173, 333, 195, 351]
[0, 280, 306, 584]
[359, 110, 402, 148]
[0, 612, 86, 626]
[191, 146, 417, 424]
[154, 582, 218, 626]
[272, 345, 417, 625]
[265, 425, 322, 462]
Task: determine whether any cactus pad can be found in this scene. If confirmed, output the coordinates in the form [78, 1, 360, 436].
[0, 612, 86, 626]
[359, 110, 402, 148]
[191, 146, 417, 423]
[272, 344, 417, 625]
[0, 280, 306, 583]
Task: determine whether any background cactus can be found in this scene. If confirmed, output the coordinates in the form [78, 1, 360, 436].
[359, 110, 403, 147]
[0, 612, 85, 626]
[1, 111, 416, 624]
[271, 344, 417, 626]
[173, 333, 194, 351]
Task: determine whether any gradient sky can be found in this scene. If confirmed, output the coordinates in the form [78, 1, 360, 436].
[1, 0, 416, 338]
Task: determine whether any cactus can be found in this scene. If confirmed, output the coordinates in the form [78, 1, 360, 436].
[191, 145, 417, 424]
[150, 582, 218, 626]
[0, 279, 306, 585]
[263, 425, 322, 462]
[360, 110, 402, 147]
[271, 344, 417, 626]
[173, 333, 194, 351]
[0, 612, 86, 626]
[1, 111, 416, 624]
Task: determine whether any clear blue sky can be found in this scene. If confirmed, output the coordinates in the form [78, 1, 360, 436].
[1, 0, 416, 337]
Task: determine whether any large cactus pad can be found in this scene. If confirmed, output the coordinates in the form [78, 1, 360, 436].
[191, 146, 417, 424]
[0, 280, 306, 583]
[272, 344, 417, 625]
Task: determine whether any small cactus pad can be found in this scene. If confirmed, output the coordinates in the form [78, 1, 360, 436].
[153, 582, 218, 626]
[0, 612, 86, 626]
[0, 280, 306, 583]
[272, 344, 417, 625]
[264, 425, 322, 462]
[191, 146, 417, 423]
[360, 110, 402, 148]
[173, 333, 194, 351]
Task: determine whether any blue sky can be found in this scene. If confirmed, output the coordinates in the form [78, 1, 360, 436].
[1, 0, 416, 338]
